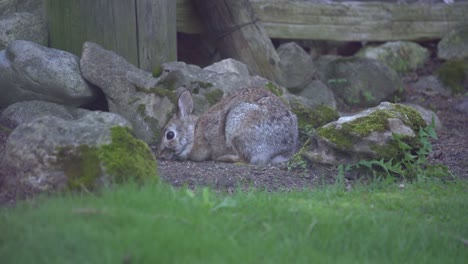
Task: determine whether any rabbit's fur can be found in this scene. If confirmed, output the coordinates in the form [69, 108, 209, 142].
[158, 87, 298, 165]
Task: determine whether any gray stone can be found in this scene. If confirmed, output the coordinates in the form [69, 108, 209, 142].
[318, 56, 403, 108]
[0, 40, 98, 108]
[1, 100, 89, 128]
[455, 97, 468, 116]
[277, 42, 315, 92]
[0, 111, 157, 196]
[1, 0, 44, 16]
[357, 41, 429, 73]
[204, 58, 250, 77]
[0, 12, 46, 49]
[296, 80, 337, 109]
[411, 75, 450, 96]
[438, 27, 468, 60]
[80, 42, 174, 144]
[303, 102, 427, 165]
[0, 0, 15, 16]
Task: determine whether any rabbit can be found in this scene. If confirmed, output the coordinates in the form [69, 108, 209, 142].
[158, 87, 298, 165]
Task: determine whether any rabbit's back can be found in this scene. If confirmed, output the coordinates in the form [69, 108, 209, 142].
[197, 87, 298, 164]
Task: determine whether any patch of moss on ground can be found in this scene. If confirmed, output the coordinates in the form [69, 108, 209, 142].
[436, 60, 468, 95]
[265, 82, 283, 97]
[58, 127, 158, 191]
[205, 89, 224, 106]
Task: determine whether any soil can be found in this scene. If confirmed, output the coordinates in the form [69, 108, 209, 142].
[0, 61, 467, 202]
[155, 84, 468, 191]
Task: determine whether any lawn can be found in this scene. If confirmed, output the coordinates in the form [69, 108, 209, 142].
[1, 179, 467, 263]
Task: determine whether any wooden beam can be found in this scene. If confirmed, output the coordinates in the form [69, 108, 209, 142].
[46, 0, 176, 71]
[193, 0, 284, 84]
[176, 0, 468, 41]
[136, 0, 177, 71]
[46, 0, 138, 65]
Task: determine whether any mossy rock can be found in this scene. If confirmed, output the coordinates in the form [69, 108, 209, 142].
[293, 104, 339, 130]
[58, 127, 158, 190]
[314, 102, 425, 163]
[436, 60, 468, 95]
[152, 65, 163, 78]
[265, 82, 283, 97]
[357, 41, 429, 73]
[205, 89, 224, 106]
[291, 102, 339, 143]
[322, 56, 402, 108]
[135, 86, 177, 104]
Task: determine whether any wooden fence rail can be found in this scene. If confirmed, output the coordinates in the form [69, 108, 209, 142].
[177, 0, 468, 41]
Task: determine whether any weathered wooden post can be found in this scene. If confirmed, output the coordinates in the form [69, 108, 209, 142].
[45, 0, 176, 71]
[192, 0, 284, 84]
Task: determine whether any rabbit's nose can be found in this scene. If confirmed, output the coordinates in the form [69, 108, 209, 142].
[158, 147, 175, 160]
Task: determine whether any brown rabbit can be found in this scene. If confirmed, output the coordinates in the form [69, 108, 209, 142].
[158, 87, 298, 165]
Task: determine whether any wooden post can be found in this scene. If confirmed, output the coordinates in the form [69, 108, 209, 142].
[45, 0, 176, 71]
[192, 0, 284, 84]
[136, 0, 177, 71]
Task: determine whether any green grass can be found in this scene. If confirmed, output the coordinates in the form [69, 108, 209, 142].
[1, 180, 467, 264]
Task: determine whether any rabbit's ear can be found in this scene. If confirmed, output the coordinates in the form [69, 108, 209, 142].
[177, 90, 193, 119]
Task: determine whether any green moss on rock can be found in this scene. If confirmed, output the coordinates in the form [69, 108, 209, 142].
[100, 127, 158, 183]
[205, 89, 224, 106]
[293, 104, 339, 130]
[195, 81, 214, 89]
[58, 127, 158, 190]
[265, 82, 283, 97]
[287, 139, 312, 170]
[436, 60, 468, 95]
[152, 65, 163, 78]
[135, 86, 177, 104]
[316, 103, 425, 152]
[316, 125, 353, 150]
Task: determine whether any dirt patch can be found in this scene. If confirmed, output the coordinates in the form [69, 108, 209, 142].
[155, 82, 468, 189]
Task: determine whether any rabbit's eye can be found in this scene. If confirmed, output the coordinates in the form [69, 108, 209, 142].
[166, 131, 175, 140]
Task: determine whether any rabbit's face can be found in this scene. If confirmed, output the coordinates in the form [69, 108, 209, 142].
[158, 89, 196, 160]
[158, 117, 196, 160]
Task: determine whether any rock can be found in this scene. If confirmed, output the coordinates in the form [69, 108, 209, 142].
[1, 100, 89, 128]
[204, 58, 250, 77]
[435, 59, 468, 95]
[318, 56, 403, 108]
[80, 42, 175, 144]
[438, 27, 468, 60]
[303, 102, 426, 165]
[403, 103, 443, 131]
[455, 97, 468, 116]
[296, 80, 337, 109]
[0, 111, 158, 197]
[0, 40, 98, 109]
[0, 12, 46, 49]
[357, 41, 429, 73]
[0, 0, 15, 16]
[277, 42, 315, 92]
[411, 75, 450, 96]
